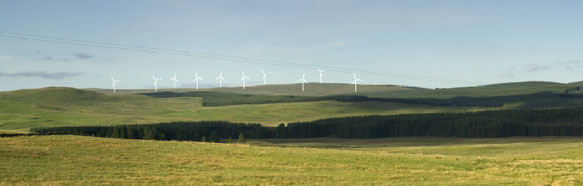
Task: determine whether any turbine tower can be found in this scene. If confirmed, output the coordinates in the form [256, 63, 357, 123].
[351, 73, 362, 92]
[170, 73, 179, 89]
[216, 72, 226, 88]
[110, 76, 120, 94]
[240, 71, 251, 90]
[192, 72, 203, 90]
[297, 73, 308, 92]
[152, 75, 163, 92]
[260, 69, 267, 85]
[317, 69, 326, 83]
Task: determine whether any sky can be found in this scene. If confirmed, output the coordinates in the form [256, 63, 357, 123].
[2, 0, 583, 91]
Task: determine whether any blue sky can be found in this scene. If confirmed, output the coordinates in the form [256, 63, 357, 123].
[1, 0, 583, 91]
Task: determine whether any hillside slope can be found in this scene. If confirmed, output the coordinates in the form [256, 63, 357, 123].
[0, 87, 475, 131]
[362, 81, 582, 99]
[90, 81, 582, 99]
[88, 83, 420, 96]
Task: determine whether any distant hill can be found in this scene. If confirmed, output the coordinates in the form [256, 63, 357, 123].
[89, 81, 582, 99]
[361, 81, 583, 99]
[3, 81, 583, 131]
[0, 86, 473, 131]
[88, 83, 420, 96]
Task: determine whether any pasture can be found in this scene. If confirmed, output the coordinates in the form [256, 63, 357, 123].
[1, 135, 582, 185]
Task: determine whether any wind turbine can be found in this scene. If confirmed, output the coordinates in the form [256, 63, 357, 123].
[170, 73, 179, 89]
[260, 69, 267, 85]
[192, 72, 203, 90]
[110, 76, 120, 94]
[297, 73, 308, 92]
[240, 71, 251, 90]
[317, 69, 326, 83]
[216, 72, 226, 88]
[152, 75, 163, 92]
[351, 73, 362, 92]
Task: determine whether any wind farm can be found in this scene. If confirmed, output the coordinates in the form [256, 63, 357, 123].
[3, 1, 583, 185]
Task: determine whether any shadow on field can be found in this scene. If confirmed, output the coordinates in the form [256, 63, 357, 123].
[249, 137, 583, 149]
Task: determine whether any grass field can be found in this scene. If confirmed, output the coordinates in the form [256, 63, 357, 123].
[1, 135, 582, 185]
[3, 81, 583, 131]
[3, 82, 583, 185]
[0, 87, 486, 131]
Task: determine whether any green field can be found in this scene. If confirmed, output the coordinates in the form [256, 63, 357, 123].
[3, 82, 583, 185]
[0, 87, 488, 131]
[1, 135, 582, 185]
[4, 81, 583, 132]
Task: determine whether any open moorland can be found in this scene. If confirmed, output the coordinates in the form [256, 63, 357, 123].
[1, 135, 583, 185]
[2, 81, 583, 185]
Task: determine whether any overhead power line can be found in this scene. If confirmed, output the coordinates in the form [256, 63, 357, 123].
[0, 31, 485, 85]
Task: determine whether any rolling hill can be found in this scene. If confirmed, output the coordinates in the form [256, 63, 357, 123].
[2, 81, 583, 131]
[0, 87, 476, 131]
[89, 81, 583, 99]
[88, 83, 420, 96]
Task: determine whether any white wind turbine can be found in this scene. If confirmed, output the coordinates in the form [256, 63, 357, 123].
[152, 75, 163, 92]
[297, 73, 308, 92]
[216, 72, 226, 88]
[110, 76, 120, 94]
[351, 73, 362, 92]
[192, 72, 203, 90]
[317, 69, 326, 83]
[240, 71, 251, 90]
[170, 73, 179, 89]
[260, 69, 267, 85]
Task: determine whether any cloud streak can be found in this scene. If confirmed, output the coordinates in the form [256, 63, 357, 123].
[72, 52, 94, 59]
[525, 64, 551, 72]
[0, 71, 85, 79]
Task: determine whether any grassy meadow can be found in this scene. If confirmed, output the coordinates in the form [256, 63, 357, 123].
[1, 135, 583, 185]
[0, 87, 487, 131]
[3, 82, 583, 185]
[5, 81, 582, 131]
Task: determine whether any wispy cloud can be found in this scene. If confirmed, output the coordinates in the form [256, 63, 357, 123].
[233, 40, 352, 58]
[0, 55, 19, 61]
[500, 67, 516, 78]
[311, 40, 351, 50]
[525, 64, 551, 72]
[0, 71, 85, 79]
[503, 59, 583, 78]
[41, 56, 70, 62]
[562, 60, 583, 73]
[72, 52, 94, 59]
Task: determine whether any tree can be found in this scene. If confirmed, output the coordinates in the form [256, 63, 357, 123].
[209, 131, 220, 143]
[238, 132, 246, 143]
[201, 136, 207, 142]
[227, 136, 233, 143]
[143, 127, 157, 140]
[111, 127, 122, 138]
